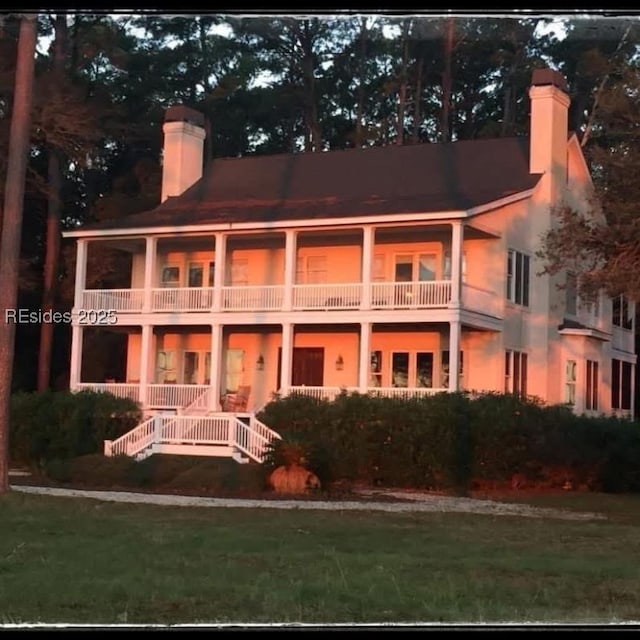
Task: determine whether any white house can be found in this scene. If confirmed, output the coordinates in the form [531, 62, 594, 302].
[63, 68, 636, 461]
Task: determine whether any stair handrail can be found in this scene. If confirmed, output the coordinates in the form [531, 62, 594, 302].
[231, 414, 281, 463]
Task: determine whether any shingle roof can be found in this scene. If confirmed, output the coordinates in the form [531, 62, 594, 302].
[83, 136, 541, 231]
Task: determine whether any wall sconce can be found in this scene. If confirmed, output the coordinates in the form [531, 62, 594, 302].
[256, 354, 265, 371]
[335, 355, 344, 371]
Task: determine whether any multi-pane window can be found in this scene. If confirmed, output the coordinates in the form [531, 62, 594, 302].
[188, 263, 203, 287]
[585, 359, 599, 411]
[611, 359, 633, 411]
[565, 360, 577, 406]
[505, 350, 528, 396]
[369, 351, 382, 387]
[506, 249, 530, 306]
[161, 265, 180, 287]
[296, 255, 327, 284]
[613, 295, 633, 330]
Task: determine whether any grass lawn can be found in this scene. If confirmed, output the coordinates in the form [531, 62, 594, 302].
[2, 490, 640, 625]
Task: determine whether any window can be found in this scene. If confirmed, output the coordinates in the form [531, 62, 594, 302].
[391, 352, 409, 387]
[612, 359, 633, 411]
[370, 351, 382, 387]
[231, 259, 248, 286]
[188, 263, 203, 287]
[296, 255, 327, 284]
[440, 350, 464, 389]
[565, 273, 578, 316]
[207, 261, 215, 287]
[505, 350, 528, 396]
[506, 250, 530, 306]
[565, 360, 577, 406]
[183, 351, 199, 384]
[156, 350, 176, 383]
[373, 255, 385, 282]
[161, 265, 180, 287]
[394, 254, 437, 283]
[613, 295, 633, 330]
[225, 349, 244, 393]
[415, 352, 434, 388]
[585, 359, 599, 411]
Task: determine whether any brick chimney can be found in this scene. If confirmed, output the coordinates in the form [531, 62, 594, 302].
[161, 105, 206, 203]
[529, 68, 570, 199]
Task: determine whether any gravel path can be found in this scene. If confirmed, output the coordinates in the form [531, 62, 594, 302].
[11, 484, 606, 521]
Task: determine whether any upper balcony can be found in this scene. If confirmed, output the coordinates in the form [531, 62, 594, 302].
[80, 280, 501, 317]
[73, 222, 504, 323]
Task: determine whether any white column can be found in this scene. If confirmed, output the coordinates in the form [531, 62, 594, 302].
[73, 239, 88, 312]
[451, 221, 463, 308]
[360, 226, 374, 310]
[358, 322, 371, 391]
[280, 323, 293, 393]
[69, 325, 84, 389]
[213, 233, 227, 311]
[139, 324, 152, 408]
[209, 323, 223, 411]
[142, 237, 157, 313]
[283, 230, 297, 311]
[448, 319, 461, 392]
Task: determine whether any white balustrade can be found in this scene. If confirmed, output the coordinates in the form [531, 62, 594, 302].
[371, 281, 451, 308]
[292, 283, 362, 310]
[151, 288, 215, 311]
[82, 289, 145, 312]
[221, 285, 284, 311]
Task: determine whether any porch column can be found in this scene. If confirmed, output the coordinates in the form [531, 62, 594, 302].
[139, 324, 152, 408]
[283, 230, 297, 311]
[360, 226, 374, 310]
[450, 221, 463, 308]
[69, 325, 84, 390]
[280, 323, 293, 393]
[448, 319, 461, 392]
[142, 237, 157, 313]
[209, 323, 223, 411]
[358, 322, 371, 392]
[73, 239, 88, 313]
[213, 233, 227, 311]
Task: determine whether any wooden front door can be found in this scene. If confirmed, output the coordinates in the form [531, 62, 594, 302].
[278, 347, 325, 387]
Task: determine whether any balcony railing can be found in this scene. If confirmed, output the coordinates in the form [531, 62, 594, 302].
[80, 280, 502, 317]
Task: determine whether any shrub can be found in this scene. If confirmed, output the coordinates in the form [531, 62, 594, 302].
[10, 390, 142, 468]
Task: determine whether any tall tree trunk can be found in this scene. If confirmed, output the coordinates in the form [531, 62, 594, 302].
[354, 18, 367, 147]
[440, 17, 455, 143]
[411, 57, 424, 144]
[396, 29, 410, 146]
[37, 14, 67, 392]
[299, 20, 322, 152]
[0, 15, 37, 494]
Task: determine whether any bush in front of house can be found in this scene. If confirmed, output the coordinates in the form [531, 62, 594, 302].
[10, 390, 142, 468]
[258, 391, 640, 494]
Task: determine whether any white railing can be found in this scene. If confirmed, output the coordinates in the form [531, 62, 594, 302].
[292, 283, 362, 310]
[151, 288, 215, 311]
[461, 283, 502, 317]
[612, 325, 634, 352]
[82, 289, 145, 312]
[105, 415, 156, 457]
[76, 382, 140, 403]
[371, 280, 451, 308]
[180, 387, 215, 415]
[286, 386, 358, 402]
[147, 384, 210, 409]
[221, 285, 284, 311]
[366, 387, 449, 399]
[105, 412, 281, 463]
[233, 415, 281, 463]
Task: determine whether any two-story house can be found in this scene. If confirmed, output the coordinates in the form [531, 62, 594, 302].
[63, 68, 636, 462]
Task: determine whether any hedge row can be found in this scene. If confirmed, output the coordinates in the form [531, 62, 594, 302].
[10, 390, 142, 468]
[258, 392, 640, 494]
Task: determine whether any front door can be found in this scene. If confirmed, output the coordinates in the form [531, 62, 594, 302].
[278, 347, 325, 387]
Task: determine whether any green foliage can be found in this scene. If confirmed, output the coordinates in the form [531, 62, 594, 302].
[259, 392, 640, 494]
[10, 390, 141, 468]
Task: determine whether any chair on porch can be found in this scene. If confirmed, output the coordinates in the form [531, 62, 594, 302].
[222, 385, 251, 412]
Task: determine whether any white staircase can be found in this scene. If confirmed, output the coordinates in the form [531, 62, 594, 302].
[104, 388, 281, 463]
